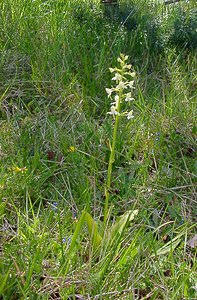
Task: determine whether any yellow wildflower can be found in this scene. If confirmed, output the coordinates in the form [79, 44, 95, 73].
[68, 146, 76, 152]
[12, 166, 28, 173]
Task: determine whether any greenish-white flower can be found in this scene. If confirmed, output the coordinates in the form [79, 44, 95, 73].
[109, 68, 115, 73]
[125, 93, 134, 102]
[127, 110, 134, 120]
[117, 57, 123, 63]
[107, 105, 119, 116]
[116, 81, 126, 90]
[111, 95, 120, 109]
[128, 81, 135, 89]
[106, 88, 113, 97]
[118, 55, 128, 63]
[124, 64, 132, 70]
[130, 72, 136, 77]
[106, 53, 136, 120]
[112, 73, 122, 81]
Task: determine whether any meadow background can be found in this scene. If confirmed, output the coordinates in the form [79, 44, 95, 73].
[0, 0, 196, 299]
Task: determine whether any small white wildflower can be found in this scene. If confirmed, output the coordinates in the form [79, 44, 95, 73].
[105, 88, 113, 97]
[125, 93, 134, 102]
[116, 81, 126, 90]
[107, 105, 119, 116]
[114, 94, 119, 105]
[109, 68, 115, 73]
[124, 64, 132, 70]
[128, 81, 135, 89]
[117, 57, 123, 63]
[130, 72, 136, 77]
[127, 110, 134, 120]
[112, 73, 122, 81]
[118, 54, 128, 62]
[111, 95, 121, 107]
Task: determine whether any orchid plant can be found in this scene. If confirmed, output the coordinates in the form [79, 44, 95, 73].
[62, 54, 138, 276]
[104, 53, 136, 224]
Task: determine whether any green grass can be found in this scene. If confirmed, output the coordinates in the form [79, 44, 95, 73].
[0, 0, 196, 299]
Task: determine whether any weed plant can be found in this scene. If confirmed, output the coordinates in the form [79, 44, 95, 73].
[0, 0, 196, 299]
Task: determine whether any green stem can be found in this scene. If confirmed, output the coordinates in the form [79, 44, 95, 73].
[104, 90, 122, 225]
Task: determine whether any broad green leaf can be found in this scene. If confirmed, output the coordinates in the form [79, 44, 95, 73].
[151, 238, 181, 257]
[109, 210, 139, 237]
[151, 230, 186, 257]
[99, 210, 139, 256]
[83, 211, 103, 248]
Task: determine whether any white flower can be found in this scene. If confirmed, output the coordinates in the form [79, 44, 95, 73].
[118, 54, 128, 63]
[112, 95, 119, 106]
[105, 88, 113, 97]
[128, 81, 135, 89]
[125, 93, 134, 102]
[107, 105, 119, 116]
[130, 72, 136, 77]
[112, 95, 119, 108]
[114, 94, 119, 104]
[117, 57, 123, 63]
[109, 68, 115, 73]
[116, 81, 126, 90]
[127, 110, 134, 120]
[124, 64, 132, 70]
[112, 72, 122, 81]
[111, 95, 120, 108]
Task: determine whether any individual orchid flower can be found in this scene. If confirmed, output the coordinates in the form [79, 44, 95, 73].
[130, 72, 136, 77]
[127, 110, 134, 120]
[107, 105, 119, 116]
[109, 68, 115, 73]
[123, 64, 132, 70]
[128, 81, 135, 89]
[112, 73, 122, 81]
[105, 88, 113, 97]
[116, 81, 127, 90]
[125, 93, 134, 102]
[111, 95, 121, 109]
